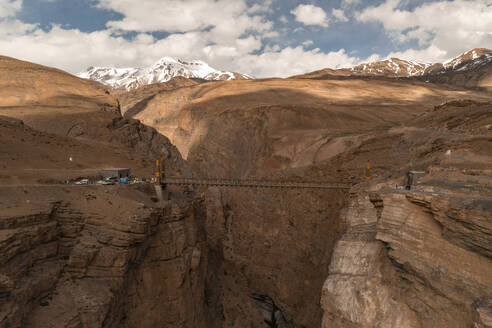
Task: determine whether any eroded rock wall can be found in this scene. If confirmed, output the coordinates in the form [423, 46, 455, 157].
[203, 186, 347, 327]
[121, 199, 208, 328]
[321, 186, 492, 328]
[0, 186, 207, 328]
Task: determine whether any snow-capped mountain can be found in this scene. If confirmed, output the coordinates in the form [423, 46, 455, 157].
[347, 48, 492, 77]
[442, 48, 492, 72]
[348, 58, 439, 77]
[293, 48, 492, 87]
[78, 57, 252, 90]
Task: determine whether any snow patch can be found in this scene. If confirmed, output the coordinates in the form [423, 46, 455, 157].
[78, 57, 252, 90]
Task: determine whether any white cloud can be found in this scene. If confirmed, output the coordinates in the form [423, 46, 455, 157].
[247, 0, 273, 14]
[332, 8, 349, 22]
[387, 45, 447, 63]
[93, 0, 276, 66]
[234, 47, 360, 78]
[357, 0, 492, 62]
[291, 4, 329, 27]
[0, 18, 368, 78]
[0, 18, 35, 35]
[0, 0, 22, 18]
[0, 0, 276, 75]
[97, 0, 267, 35]
[0, 0, 378, 78]
[302, 40, 314, 48]
[364, 53, 381, 63]
[341, 0, 361, 7]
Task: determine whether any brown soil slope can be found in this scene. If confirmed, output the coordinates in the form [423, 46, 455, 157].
[0, 55, 119, 138]
[0, 57, 202, 327]
[0, 55, 191, 182]
[115, 76, 205, 116]
[0, 116, 142, 184]
[122, 77, 492, 175]
[120, 74, 492, 328]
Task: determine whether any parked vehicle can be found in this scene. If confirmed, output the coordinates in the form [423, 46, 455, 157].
[74, 179, 89, 185]
[104, 177, 118, 183]
[131, 178, 144, 184]
[119, 178, 129, 184]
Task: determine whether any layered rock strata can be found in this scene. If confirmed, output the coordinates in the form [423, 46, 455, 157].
[0, 186, 207, 328]
[322, 185, 492, 328]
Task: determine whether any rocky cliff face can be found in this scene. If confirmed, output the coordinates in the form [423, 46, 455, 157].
[321, 101, 492, 328]
[203, 186, 347, 327]
[321, 191, 419, 328]
[0, 185, 207, 328]
[322, 187, 492, 328]
[116, 68, 492, 327]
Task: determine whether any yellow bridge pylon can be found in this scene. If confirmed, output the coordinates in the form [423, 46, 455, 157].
[155, 159, 165, 185]
[365, 161, 371, 181]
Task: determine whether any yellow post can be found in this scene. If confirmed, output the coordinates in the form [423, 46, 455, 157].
[365, 161, 371, 181]
[155, 160, 160, 184]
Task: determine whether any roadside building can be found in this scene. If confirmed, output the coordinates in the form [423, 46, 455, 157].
[406, 170, 426, 189]
[101, 168, 131, 179]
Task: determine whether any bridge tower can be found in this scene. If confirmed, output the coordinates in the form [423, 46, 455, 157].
[365, 160, 371, 181]
[154, 159, 167, 201]
[155, 159, 166, 185]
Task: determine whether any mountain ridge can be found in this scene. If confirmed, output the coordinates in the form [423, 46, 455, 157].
[293, 48, 492, 85]
[78, 57, 252, 91]
[78, 48, 492, 91]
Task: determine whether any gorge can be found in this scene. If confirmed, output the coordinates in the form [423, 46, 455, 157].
[0, 50, 491, 328]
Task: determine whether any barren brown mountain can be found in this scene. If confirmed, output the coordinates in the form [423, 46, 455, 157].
[1, 52, 491, 328]
[293, 48, 492, 91]
[121, 76, 491, 173]
[118, 61, 492, 327]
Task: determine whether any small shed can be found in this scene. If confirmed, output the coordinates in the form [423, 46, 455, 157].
[101, 168, 131, 179]
[406, 171, 426, 189]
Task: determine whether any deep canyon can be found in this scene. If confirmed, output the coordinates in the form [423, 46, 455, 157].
[0, 50, 491, 328]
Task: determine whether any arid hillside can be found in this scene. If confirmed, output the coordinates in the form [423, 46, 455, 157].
[121, 76, 492, 175]
[0, 55, 120, 138]
[115, 76, 205, 115]
[117, 61, 492, 327]
[0, 55, 191, 181]
[0, 56, 203, 328]
[321, 99, 492, 327]
[1, 53, 491, 328]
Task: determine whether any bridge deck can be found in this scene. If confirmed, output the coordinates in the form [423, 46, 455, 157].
[162, 178, 351, 190]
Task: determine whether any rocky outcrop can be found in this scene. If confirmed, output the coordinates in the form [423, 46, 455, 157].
[107, 117, 194, 177]
[0, 186, 207, 328]
[321, 190, 419, 328]
[0, 203, 61, 328]
[321, 185, 492, 328]
[121, 198, 208, 328]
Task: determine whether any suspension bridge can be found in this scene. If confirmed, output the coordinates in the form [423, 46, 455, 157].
[154, 159, 360, 191]
[161, 178, 351, 190]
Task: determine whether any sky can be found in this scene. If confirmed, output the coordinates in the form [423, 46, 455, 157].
[0, 0, 491, 77]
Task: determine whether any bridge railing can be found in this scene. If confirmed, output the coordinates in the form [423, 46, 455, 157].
[161, 178, 351, 190]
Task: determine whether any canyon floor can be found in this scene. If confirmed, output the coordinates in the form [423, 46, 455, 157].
[0, 55, 491, 328]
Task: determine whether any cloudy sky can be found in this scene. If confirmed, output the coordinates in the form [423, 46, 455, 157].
[0, 0, 491, 77]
